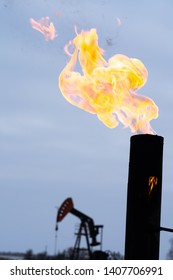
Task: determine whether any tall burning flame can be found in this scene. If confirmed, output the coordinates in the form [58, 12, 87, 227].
[30, 17, 57, 41]
[59, 28, 158, 134]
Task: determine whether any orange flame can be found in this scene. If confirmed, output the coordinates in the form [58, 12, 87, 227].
[59, 28, 158, 134]
[30, 17, 57, 41]
[148, 176, 158, 195]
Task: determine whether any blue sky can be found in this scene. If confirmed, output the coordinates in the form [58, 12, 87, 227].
[1, 0, 173, 259]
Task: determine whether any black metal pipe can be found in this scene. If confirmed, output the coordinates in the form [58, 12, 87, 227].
[160, 227, 173, 233]
[124, 134, 164, 260]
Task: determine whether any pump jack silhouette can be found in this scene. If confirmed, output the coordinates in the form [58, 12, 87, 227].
[55, 197, 108, 259]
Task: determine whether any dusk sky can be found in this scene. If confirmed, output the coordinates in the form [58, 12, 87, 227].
[1, 0, 173, 259]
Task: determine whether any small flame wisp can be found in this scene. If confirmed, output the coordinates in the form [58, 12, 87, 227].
[59, 28, 158, 134]
[30, 16, 57, 41]
[148, 176, 158, 195]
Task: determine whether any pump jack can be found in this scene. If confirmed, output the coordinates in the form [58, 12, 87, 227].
[55, 197, 107, 259]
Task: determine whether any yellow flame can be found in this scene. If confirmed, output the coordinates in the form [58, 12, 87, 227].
[148, 176, 158, 195]
[59, 28, 158, 133]
[30, 17, 57, 41]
